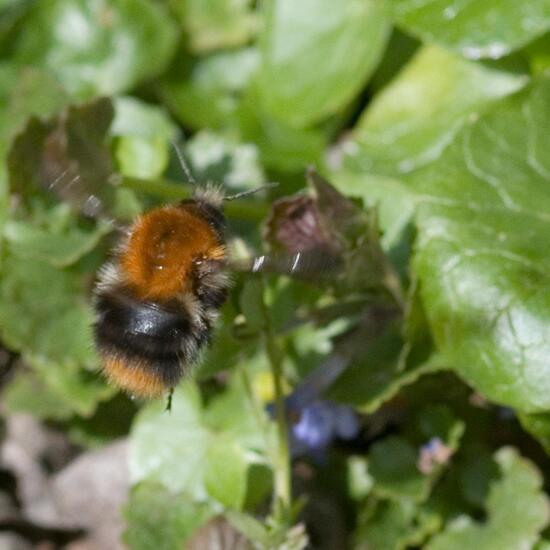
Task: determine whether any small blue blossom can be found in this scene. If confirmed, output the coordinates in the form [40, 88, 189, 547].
[292, 401, 335, 450]
[267, 353, 360, 458]
[287, 399, 360, 457]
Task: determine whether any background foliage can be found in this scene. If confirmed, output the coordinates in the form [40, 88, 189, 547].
[1, 0, 550, 548]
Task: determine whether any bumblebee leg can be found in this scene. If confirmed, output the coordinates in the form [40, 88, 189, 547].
[165, 387, 174, 413]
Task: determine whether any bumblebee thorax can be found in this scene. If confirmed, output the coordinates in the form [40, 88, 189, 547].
[120, 204, 225, 300]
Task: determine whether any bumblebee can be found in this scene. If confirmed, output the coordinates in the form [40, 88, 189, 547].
[93, 185, 230, 399]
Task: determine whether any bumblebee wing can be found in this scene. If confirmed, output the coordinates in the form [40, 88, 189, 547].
[230, 248, 342, 281]
[4, 97, 119, 222]
[40, 129, 118, 222]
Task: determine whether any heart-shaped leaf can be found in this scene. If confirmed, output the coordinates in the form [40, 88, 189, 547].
[403, 78, 550, 411]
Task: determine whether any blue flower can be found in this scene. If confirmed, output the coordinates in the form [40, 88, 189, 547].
[288, 400, 360, 457]
[267, 353, 360, 457]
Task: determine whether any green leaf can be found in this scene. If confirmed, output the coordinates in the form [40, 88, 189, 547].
[184, 130, 266, 190]
[196, 301, 256, 380]
[27, 354, 113, 416]
[124, 481, 215, 550]
[0, 0, 24, 9]
[333, 172, 415, 253]
[368, 29, 419, 96]
[160, 47, 259, 130]
[3, 368, 82, 420]
[111, 96, 178, 179]
[130, 383, 208, 498]
[344, 46, 527, 176]
[401, 77, 550, 411]
[130, 378, 271, 510]
[203, 438, 249, 509]
[258, 0, 390, 127]
[115, 137, 169, 181]
[66, 394, 137, 447]
[386, 0, 550, 59]
[518, 411, 550, 455]
[0, 66, 70, 158]
[202, 370, 270, 449]
[239, 278, 265, 332]
[348, 457, 374, 501]
[238, 93, 327, 170]
[3, 354, 114, 420]
[458, 447, 499, 509]
[427, 448, 550, 550]
[416, 405, 465, 451]
[5, 97, 116, 273]
[526, 33, 550, 76]
[329, 320, 439, 413]
[0, 65, 70, 201]
[0, 254, 96, 367]
[13, 0, 178, 99]
[0, 253, 113, 418]
[3, 203, 110, 267]
[171, 0, 258, 53]
[111, 97, 177, 141]
[225, 510, 270, 547]
[356, 499, 441, 550]
[369, 436, 430, 502]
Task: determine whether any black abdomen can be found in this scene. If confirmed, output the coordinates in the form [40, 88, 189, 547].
[94, 289, 209, 387]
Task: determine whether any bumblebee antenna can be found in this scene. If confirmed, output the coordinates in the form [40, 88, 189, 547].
[224, 182, 278, 201]
[171, 140, 197, 185]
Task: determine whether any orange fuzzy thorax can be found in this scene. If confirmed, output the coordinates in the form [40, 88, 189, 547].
[120, 204, 225, 300]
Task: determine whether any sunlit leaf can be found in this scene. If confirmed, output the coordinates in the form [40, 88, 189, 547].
[13, 0, 178, 98]
[171, 0, 258, 53]
[184, 130, 265, 190]
[130, 378, 271, 510]
[386, 0, 550, 59]
[111, 96, 178, 179]
[343, 46, 527, 176]
[401, 77, 550, 411]
[259, 0, 390, 127]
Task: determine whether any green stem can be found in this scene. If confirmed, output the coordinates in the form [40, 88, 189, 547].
[239, 364, 270, 436]
[120, 176, 270, 222]
[120, 175, 191, 200]
[260, 278, 292, 513]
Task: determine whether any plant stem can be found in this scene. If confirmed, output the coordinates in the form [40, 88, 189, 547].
[239, 364, 270, 436]
[120, 176, 270, 221]
[260, 278, 292, 513]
